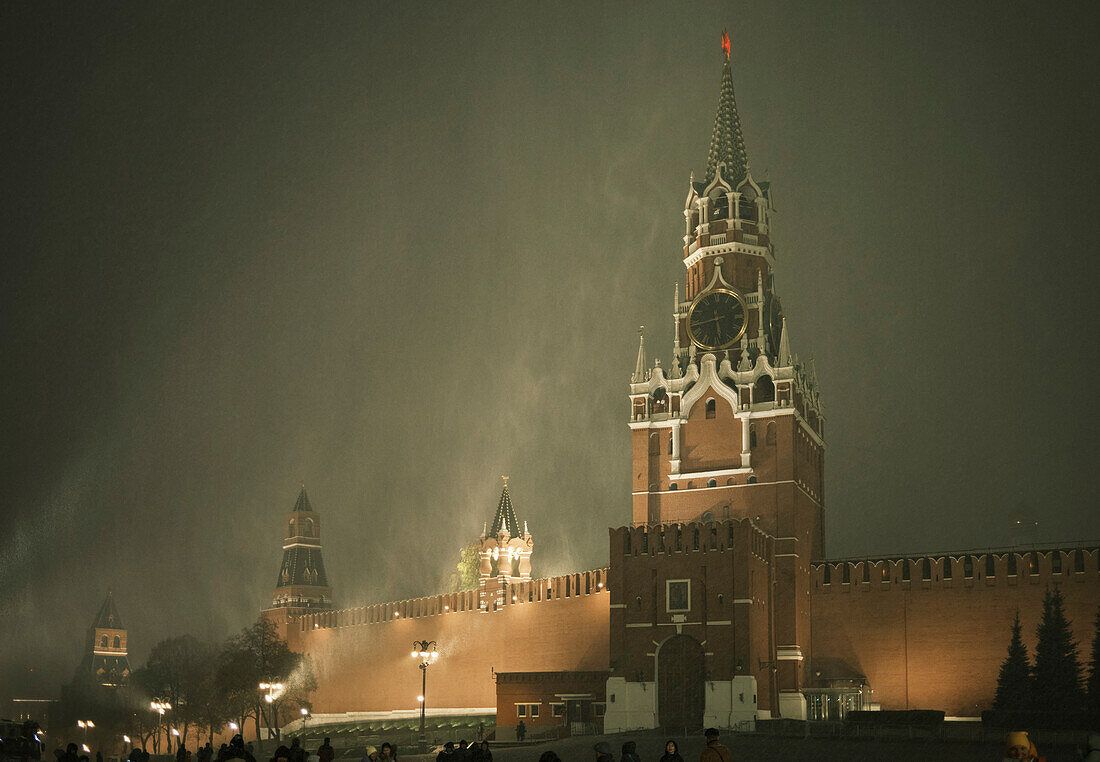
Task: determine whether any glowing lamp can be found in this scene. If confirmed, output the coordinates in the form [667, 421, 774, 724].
[82, 745, 90, 753]
[229, 723, 239, 732]
[417, 695, 424, 703]
[300, 708, 309, 716]
[78, 722, 86, 729]
[411, 651, 419, 657]
[123, 736, 131, 745]
[170, 729, 179, 737]
[87, 721, 95, 728]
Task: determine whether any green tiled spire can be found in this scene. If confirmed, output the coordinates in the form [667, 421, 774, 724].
[704, 34, 749, 186]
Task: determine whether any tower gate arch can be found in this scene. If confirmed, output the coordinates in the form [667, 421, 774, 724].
[657, 633, 705, 730]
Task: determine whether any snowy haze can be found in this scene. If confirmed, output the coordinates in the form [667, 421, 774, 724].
[2, 2, 1098, 700]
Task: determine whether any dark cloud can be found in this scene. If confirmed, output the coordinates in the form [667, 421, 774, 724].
[2, 1, 1098, 700]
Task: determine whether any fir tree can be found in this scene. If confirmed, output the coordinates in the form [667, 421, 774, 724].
[1032, 586, 1085, 715]
[1087, 604, 1100, 722]
[993, 611, 1031, 713]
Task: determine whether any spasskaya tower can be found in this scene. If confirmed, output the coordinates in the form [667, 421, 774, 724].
[625, 30, 825, 720]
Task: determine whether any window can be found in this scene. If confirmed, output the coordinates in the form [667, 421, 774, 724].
[902, 560, 911, 581]
[707, 478, 717, 488]
[1052, 553, 1062, 574]
[1029, 552, 1039, 575]
[842, 564, 851, 584]
[710, 526, 718, 549]
[642, 532, 649, 553]
[113, 636, 121, 648]
[1075, 550, 1085, 573]
[668, 435, 673, 455]
[964, 557, 974, 579]
[942, 557, 953, 579]
[823, 565, 831, 584]
[861, 562, 869, 583]
[516, 705, 526, 718]
[666, 579, 691, 612]
[986, 555, 996, 578]
[551, 703, 565, 718]
[100, 635, 108, 648]
[754, 375, 775, 403]
[669, 483, 678, 490]
[529, 704, 540, 718]
[592, 703, 606, 718]
[766, 421, 777, 445]
[693, 529, 700, 550]
[880, 564, 889, 582]
[705, 399, 716, 419]
[921, 558, 931, 581]
[747, 475, 758, 484]
[1007, 554, 1017, 576]
[675, 527, 683, 551]
[624, 533, 632, 555]
[750, 427, 757, 448]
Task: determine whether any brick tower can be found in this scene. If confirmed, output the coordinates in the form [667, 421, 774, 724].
[270, 485, 334, 613]
[76, 592, 131, 687]
[478, 477, 533, 611]
[617, 30, 824, 722]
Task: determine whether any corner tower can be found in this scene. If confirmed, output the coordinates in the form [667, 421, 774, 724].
[626, 31, 824, 720]
[270, 485, 334, 612]
[477, 477, 533, 611]
[76, 592, 131, 687]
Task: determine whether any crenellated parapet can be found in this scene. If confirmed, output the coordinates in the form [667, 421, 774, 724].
[810, 545, 1100, 592]
[295, 568, 610, 633]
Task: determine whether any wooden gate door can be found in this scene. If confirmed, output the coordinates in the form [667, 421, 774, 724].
[657, 634, 705, 730]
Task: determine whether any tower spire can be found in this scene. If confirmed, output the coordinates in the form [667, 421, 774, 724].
[632, 326, 647, 383]
[670, 284, 682, 379]
[778, 317, 791, 367]
[705, 30, 749, 186]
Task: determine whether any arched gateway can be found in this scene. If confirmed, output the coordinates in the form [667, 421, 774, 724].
[657, 634, 705, 729]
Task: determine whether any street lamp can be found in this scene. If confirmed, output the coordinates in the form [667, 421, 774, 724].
[259, 683, 286, 745]
[150, 701, 171, 752]
[77, 721, 95, 742]
[228, 723, 239, 733]
[410, 640, 439, 749]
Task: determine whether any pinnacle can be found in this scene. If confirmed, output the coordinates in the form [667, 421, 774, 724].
[704, 54, 749, 187]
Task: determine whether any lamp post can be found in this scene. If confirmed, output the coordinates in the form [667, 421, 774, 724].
[299, 708, 310, 732]
[77, 721, 94, 743]
[410, 641, 439, 751]
[150, 701, 171, 753]
[259, 682, 286, 746]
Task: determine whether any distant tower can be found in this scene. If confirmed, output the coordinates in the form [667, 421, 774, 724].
[477, 477, 533, 610]
[270, 485, 334, 612]
[76, 592, 131, 687]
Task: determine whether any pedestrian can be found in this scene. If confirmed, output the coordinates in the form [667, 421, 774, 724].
[272, 745, 291, 762]
[1004, 731, 1044, 761]
[659, 740, 683, 762]
[222, 735, 256, 762]
[216, 744, 229, 762]
[515, 721, 526, 743]
[699, 729, 730, 762]
[594, 741, 613, 762]
[476, 724, 485, 744]
[471, 741, 491, 762]
[360, 747, 378, 762]
[96, 750, 104, 762]
[435, 743, 454, 762]
[378, 743, 395, 762]
[288, 739, 306, 762]
[620, 742, 640, 762]
[317, 739, 334, 762]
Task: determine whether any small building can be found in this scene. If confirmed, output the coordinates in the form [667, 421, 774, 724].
[494, 671, 609, 740]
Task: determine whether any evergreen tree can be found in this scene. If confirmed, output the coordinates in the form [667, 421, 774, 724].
[1032, 586, 1085, 715]
[993, 611, 1031, 712]
[1087, 604, 1100, 722]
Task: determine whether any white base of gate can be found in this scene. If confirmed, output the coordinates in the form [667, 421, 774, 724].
[703, 676, 758, 731]
[603, 678, 657, 732]
[778, 690, 807, 720]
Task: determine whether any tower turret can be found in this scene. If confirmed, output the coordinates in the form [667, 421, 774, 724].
[76, 592, 131, 687]
[271, 485, 334, 612]
[477, 477, 533, 611]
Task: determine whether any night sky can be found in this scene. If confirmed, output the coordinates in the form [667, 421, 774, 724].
[2, 2, 1098, 700]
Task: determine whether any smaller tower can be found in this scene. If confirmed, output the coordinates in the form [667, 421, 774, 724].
[477, 477, 533, 611]
[271, 485, 334, 612]
[76, 592, 131, 687]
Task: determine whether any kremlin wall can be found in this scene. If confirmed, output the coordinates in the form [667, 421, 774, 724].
[262, 36, 1100, 733]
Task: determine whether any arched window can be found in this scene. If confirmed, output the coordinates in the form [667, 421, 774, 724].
[747, 475, 757, 484]
[705, 399, 716, 419]
[750, 426, 757, 448]
[707, 478, 717, 488]
[693, 529, 700, 550]
[754, 375, 775, 403]
[113, 636, 121, 648]
[669, 483, 678, 491]
[305, 517, 314, 536]
[766, 421, 777, 445]
[100, 635, 108, 648]
[288, 519, 295, 536]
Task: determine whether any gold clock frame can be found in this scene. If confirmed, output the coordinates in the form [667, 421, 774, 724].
[686, 287, 748, 351]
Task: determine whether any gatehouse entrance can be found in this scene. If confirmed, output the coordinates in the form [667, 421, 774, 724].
[657, 634, 705, 729]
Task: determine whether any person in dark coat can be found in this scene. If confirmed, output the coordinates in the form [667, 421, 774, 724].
[659, 740, 683, 762]
[698, 729, 730, 762]
[471, 742, 491, 762]
[594, 741, 613, 762]
[435, 743, 454, 762]
[316, 740, 334, 762]
[620, 742, 640, 762]
[221, 736, 256, 762]
[288, 740, 306, 762]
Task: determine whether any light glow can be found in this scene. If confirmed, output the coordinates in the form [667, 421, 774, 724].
[417, 695, 424, 702]
[170, 729, 179, 737]
[123, 736, 131, 744]
[229, 723, 239, 732]
[82, 745, 90, 753]
[300, 708, 309, 716]
[87, 721, 95, 728]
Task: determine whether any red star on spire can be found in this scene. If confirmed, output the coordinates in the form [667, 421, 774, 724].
[721, 29, 731, 60]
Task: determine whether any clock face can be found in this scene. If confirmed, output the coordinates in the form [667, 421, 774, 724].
[687, 289, 747, 351]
